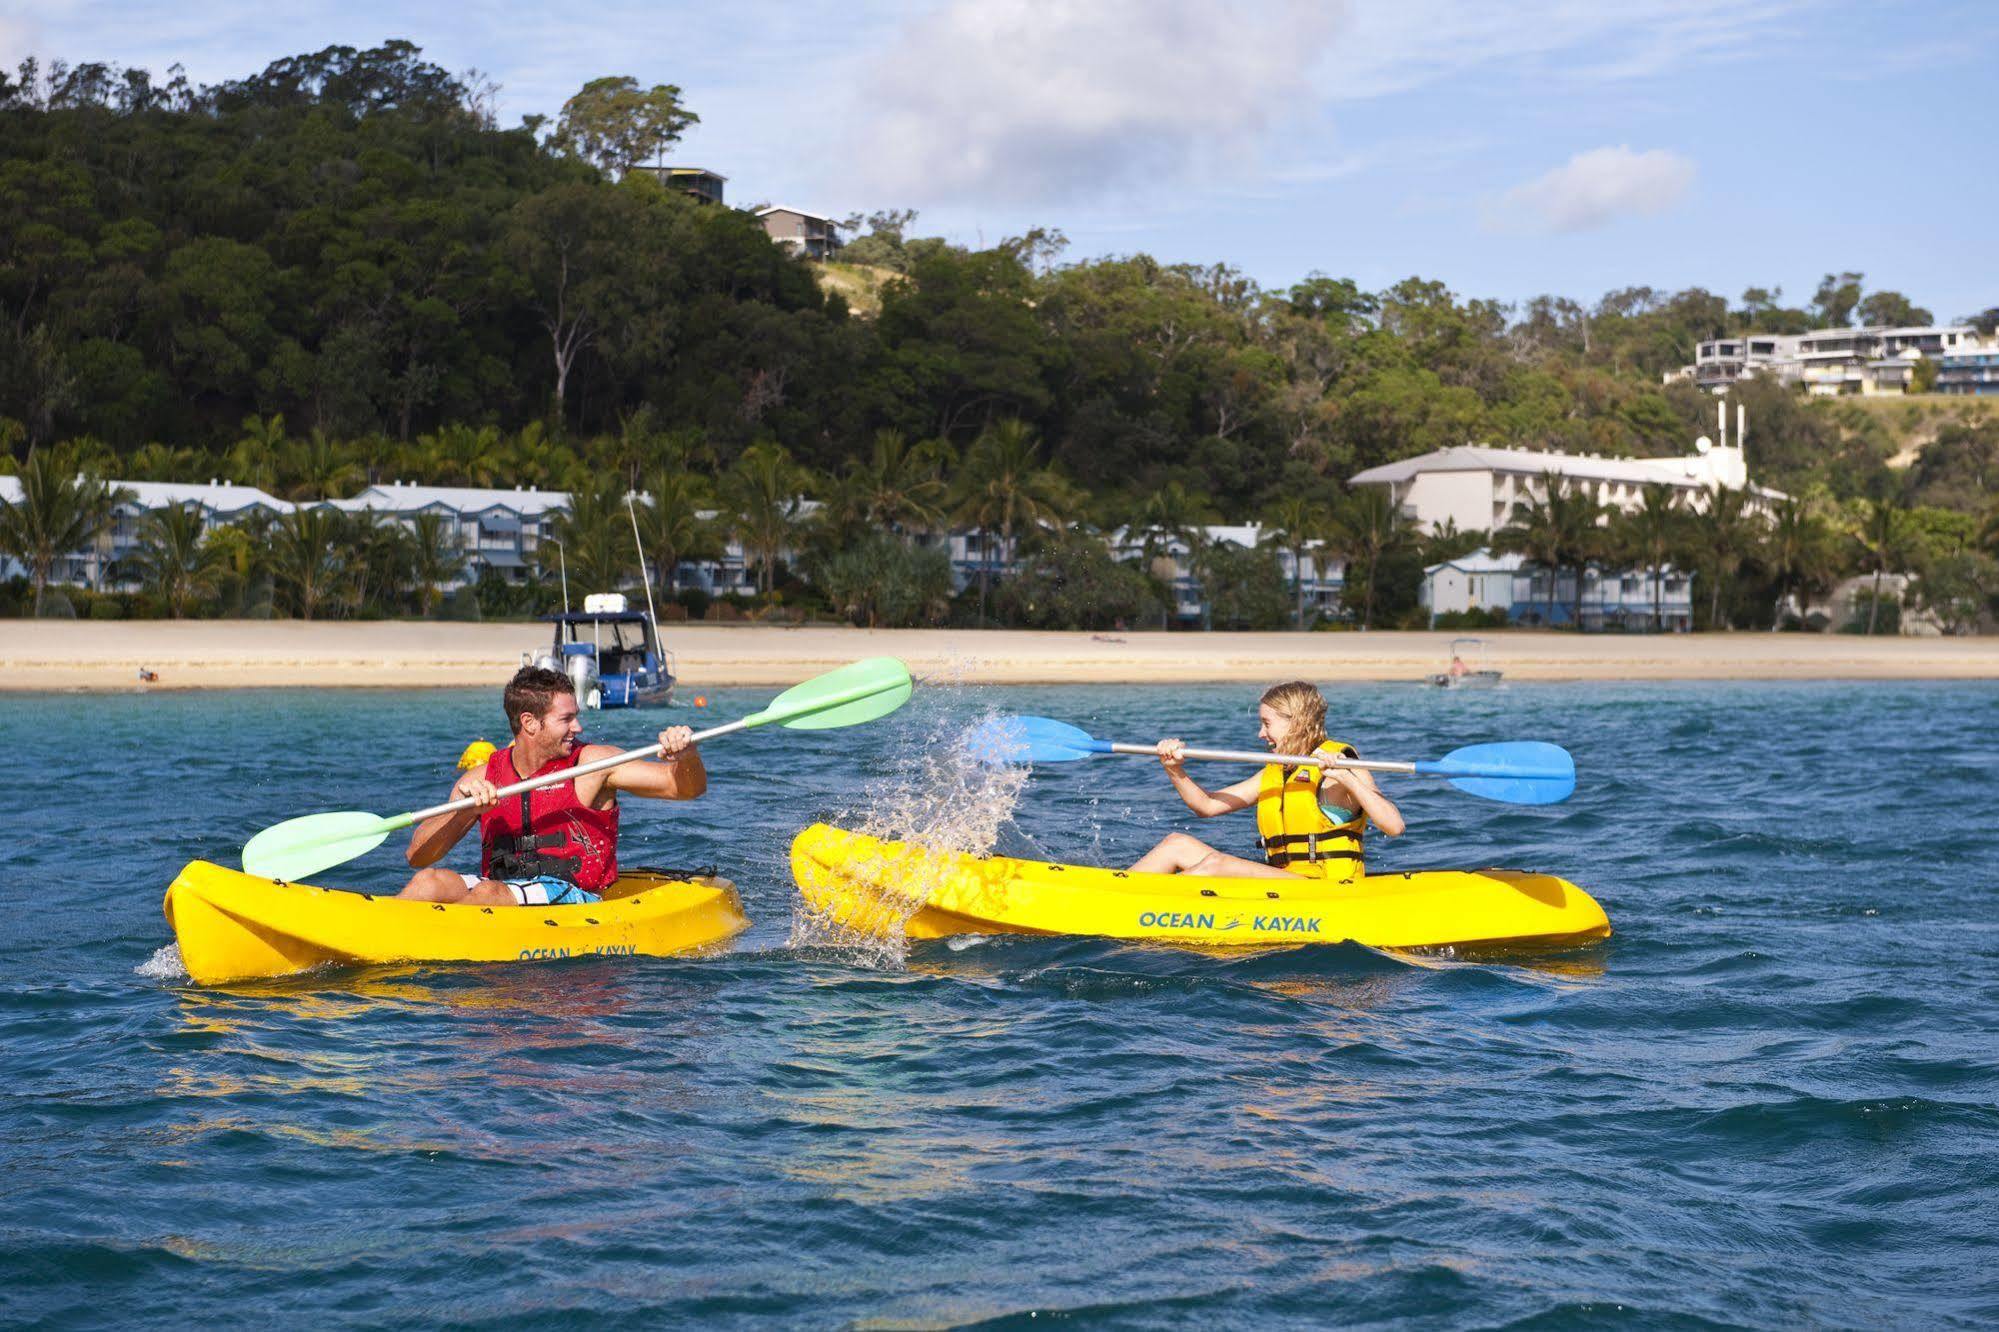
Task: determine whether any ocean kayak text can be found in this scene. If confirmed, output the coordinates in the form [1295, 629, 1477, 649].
[1136, 912, 1322, 934]
[516, 945, 639, 960]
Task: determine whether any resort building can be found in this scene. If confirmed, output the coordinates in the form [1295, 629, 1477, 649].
[1347, 412, 1779, 537]
[325, 482, 569, 586]
[0, 476, 291, 590]
[755, 207, 844, 260]
[1421, 548, 1694, 631]
[1936, 349, 1999, 396]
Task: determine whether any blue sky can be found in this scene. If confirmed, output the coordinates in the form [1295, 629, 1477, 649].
[8, 0, 1996, 320]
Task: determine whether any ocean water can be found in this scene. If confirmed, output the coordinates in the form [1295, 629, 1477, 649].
[4, 678, 1997, 1327]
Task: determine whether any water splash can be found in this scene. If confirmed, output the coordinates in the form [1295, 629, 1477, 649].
[789, 685, 1029, 966]
[136, 943, 188, 982]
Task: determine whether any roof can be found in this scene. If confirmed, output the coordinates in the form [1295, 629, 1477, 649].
[755, 206, 841, 226]
[1, 476, 293, 512]
[340, 482, 571, 516]
[1349, 444, 1714, 489]
[1424, 548, 1527, 576]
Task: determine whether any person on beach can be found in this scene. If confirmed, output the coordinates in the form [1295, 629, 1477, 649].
[398, 665, 704, 906]
[1129, 681, 1404, 881]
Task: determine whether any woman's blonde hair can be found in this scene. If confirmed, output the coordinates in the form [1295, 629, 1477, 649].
[1259, 681, 1326, 756]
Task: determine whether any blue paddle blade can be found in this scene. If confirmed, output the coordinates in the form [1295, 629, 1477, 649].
[1415, 741, 1576, 805]
[965, 715, 1109, 765]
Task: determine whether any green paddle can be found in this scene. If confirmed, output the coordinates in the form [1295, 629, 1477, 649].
[240, 657, 914, 882]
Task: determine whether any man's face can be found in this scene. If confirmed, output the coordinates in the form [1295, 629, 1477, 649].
[525, 693, 584, 753]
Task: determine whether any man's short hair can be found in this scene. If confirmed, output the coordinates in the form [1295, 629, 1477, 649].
[504, 666, 575, 735]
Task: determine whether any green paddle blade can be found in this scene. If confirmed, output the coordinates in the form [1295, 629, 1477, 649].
[757, 656, 913, 730]
[242, 811, 397, 882]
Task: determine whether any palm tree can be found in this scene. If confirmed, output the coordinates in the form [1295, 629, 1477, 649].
[128, 501, 223, 618]
[420, 424, 505, 488]
[1691, 485, 1757, 631]
[1333, 485, 1412, 630]
[844, 430, 952, 537]
[0, 445, 130, 614]
[343, 511, 417, 616]
[1762, 496, 1836, 631]
[226, 414, 289, 491]
[636, 468, 720, 596]
[267, 508, 347, 620]
[551, 476, 634, 594]
[723, 444, 812, 601]
[1260, 494, 1323, 629]
[408, 511, 466, 616]
[276, 430, 364, 501]
[950, 419, 1073, 625]
[1128, 481, 1217, 628]
[1854, 495, 1912, 636]
[1494, 474, 1602, 629]
[1610, 483, 1686, 632]
[128, 443, 201, 482]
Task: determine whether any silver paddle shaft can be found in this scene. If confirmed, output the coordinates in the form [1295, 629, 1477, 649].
[1105, 742, 1418, 775]
[403, 716, 754, 825]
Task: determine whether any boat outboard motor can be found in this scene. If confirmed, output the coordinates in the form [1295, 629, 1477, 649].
[563, 648, 603, 710]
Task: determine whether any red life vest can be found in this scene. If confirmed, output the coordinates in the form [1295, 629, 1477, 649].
[478, 746, 620, 890]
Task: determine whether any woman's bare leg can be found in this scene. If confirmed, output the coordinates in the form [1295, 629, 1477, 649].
[1129, 832, 1296, 879]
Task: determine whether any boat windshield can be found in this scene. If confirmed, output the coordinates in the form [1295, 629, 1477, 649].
[556, 618, 655, 676]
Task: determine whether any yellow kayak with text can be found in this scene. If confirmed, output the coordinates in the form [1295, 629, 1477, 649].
[791, 823, 1609, 951]
[164, 860, 749, 985]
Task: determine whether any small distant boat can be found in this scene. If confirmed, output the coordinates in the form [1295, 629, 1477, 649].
[525, 593, 676, 709]
[1426, 636, 1503, 690]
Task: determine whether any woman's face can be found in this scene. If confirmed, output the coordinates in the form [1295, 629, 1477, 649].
[1257, 703, 1283, 749]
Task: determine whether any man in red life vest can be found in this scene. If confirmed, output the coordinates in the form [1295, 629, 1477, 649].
[397, 665, 705, 907]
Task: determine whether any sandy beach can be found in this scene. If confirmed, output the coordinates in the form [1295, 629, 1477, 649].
[3, 620, 1996, 690]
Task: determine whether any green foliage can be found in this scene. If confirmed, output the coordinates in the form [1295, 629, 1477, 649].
[0, 442, 128, 613]
[811, 532, 953, 627]
[997, 530, 1161, 630]
[553, 77, 697, 176]
[1917, 552, 1997, 634]
[1196, 542, 1291, 630]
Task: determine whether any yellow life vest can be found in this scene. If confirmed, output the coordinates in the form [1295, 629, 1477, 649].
[1255, 739, 1365, 881]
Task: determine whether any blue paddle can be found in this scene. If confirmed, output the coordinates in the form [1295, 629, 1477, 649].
[965, 715, 1575, 806]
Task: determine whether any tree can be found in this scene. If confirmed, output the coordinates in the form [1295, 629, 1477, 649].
[838, 430, 951, 537]
[553, 77, 697, 175]
[723, 443, 811, 601]
[127, 501, 222, 617]
[1855, 290, 1932, 329]
[1811, 272, 1865, 328]
[949, 419, 1072, 625]
[267, 507, 346, 619]
[1610, 483, 1687, 631]
[506, 184, 650, 426]
[1125, 480, 1216, 629]
[636, 467, 719, 596]
[1493, 475, 1604, 629]
[1761, 495, 1838, 630]
[1334, 486, 1414, 630]
[1852, 496, 1913, 635]
[0, 443, 128, 613]
[551, 475, 633, 595]
[408, 510, 465, 615]
[814, 532, 953, 628]
[1690, 486, 1757, 630]
[1261, 494, 1324, 629]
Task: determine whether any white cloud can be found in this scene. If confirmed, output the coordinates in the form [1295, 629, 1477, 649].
[1486, 145, 1695, 233]
[0, 13, 45, 71]
[841, 0, 1347, 208]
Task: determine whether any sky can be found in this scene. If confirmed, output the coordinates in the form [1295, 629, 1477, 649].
[6, 0, 1997, 321]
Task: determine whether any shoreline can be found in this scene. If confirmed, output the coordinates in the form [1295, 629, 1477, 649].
[4, 621, 1997, 691]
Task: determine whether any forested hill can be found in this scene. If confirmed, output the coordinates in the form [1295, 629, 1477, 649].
[3, 42, 1994, 520]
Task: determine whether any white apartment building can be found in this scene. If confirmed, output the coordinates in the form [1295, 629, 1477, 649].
[1348, 409, 1779, 537]
[0, 476, 291, 589]
[1674, 324, 1988, 396]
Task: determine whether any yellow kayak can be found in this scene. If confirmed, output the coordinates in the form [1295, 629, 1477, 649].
[164, 860, 749, 985]
[791, 823, 1609, 951]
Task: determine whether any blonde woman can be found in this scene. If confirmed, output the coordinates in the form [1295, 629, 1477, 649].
[1129, 681, 1405, 879]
